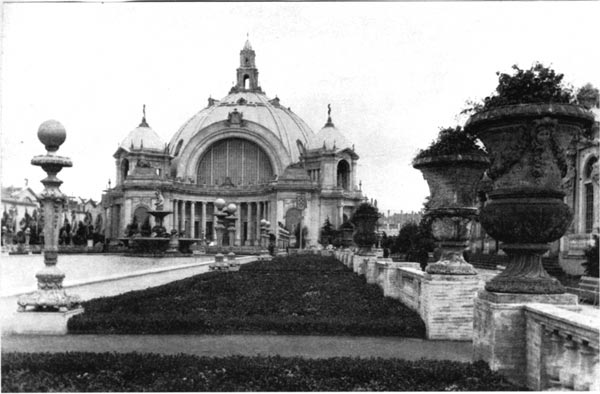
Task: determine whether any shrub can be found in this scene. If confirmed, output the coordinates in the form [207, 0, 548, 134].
[68, 255, 426, 337]
[1, 352, 524, 392]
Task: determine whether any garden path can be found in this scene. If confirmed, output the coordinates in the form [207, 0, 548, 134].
[1, 334, 472, 362]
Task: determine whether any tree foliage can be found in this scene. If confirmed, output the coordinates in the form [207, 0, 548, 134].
[414, 126, 485, 160]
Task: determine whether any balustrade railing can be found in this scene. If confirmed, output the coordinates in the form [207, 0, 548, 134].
[526, 303, 599, 391]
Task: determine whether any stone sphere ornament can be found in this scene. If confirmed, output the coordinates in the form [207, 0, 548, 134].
[227, 203, 237, 214]
[215, 198, 226, 210]
[37, 119, 67, 153]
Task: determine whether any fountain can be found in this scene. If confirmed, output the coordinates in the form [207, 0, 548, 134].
[128, 190, 174, 255]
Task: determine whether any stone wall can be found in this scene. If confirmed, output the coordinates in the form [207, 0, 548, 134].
[333, 249, 486, 341]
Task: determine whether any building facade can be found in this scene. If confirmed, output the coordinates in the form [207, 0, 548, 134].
[102, 40, 363, 246]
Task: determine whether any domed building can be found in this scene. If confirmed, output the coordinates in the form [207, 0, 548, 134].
[102, 40, 363, 247]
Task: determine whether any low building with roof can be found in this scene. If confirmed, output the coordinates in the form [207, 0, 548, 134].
[102, 39, 364, 247]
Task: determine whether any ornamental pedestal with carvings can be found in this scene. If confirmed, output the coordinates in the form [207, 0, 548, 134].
[466, 104, 595, 293]
[413, 154, 489, 275]
[17, 120, 81, 312]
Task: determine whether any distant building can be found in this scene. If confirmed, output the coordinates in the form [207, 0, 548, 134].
[1, 185, 39, 234]
[559, 104, 599, 275]
[1, 184, 102, 244]
[380, 210, 422, 236]
[102, 39, 364, 247]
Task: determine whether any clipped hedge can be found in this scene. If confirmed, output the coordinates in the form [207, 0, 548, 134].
[1, 352, 524, 392]
[68, 255, 426, 337]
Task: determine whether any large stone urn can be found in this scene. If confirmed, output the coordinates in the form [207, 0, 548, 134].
[413, 153, 489, 274]
[465, 104, 594, 293]
[351, 203, 380, 255]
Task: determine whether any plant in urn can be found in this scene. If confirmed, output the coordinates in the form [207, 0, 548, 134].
[350, 203, 380, 255]
[413, 126, 489, 274]
[464, 63, 595, 293]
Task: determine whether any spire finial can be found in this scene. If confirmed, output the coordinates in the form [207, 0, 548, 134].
[139, 104, 149, 127]
[324, 104, 335, 127]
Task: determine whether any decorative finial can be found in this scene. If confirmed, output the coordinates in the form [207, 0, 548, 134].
[324, 104, 335, 127]
[108, 179, 111, 188]
[359, 180, 362, 191]
[139, 104, 149, 127]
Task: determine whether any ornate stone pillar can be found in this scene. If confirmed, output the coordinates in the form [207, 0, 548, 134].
[17, 120, 82, 313]
[172, 199, 178, 232]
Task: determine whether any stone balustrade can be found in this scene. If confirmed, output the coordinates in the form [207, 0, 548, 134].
[525, 303, 599, 391]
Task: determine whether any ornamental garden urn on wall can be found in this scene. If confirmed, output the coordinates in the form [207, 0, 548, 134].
[413, 126, 490, 275]
[464, 63, 595, 293]
[350, 203, 380, 256]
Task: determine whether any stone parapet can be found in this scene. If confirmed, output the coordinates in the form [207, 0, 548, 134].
[524, 303, 599, 391]
[473, 290, 578, 388]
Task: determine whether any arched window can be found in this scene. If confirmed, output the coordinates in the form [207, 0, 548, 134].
[584, 156, 598, 233]
[121, 159, 129, 182]
[196, 138, 274, 186]
[243, 75, 250, 89]
[337, 160, 350, 190]
[133, 206, 149, 226]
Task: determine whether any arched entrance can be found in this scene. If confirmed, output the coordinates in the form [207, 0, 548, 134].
[337, 160, 350, 190]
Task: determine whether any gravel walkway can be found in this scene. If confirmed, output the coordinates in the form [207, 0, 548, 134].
[1, 334, 472, 361]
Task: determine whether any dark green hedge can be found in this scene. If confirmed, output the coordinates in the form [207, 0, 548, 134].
[1, 352, 524, 392]
[68, 255, 425, 337]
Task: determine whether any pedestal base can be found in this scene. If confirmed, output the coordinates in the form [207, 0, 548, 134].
[423, 274, 482, 340]
[6, 307, 84, 335]
[473, 290, 578, 387]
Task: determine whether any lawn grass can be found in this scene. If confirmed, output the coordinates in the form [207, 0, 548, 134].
[68, 255, 426, 337]
[1, 352, 524, 392]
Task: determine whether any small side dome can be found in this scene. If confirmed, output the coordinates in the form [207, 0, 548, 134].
[308, 104, 352, 151]
[119, 106, 165, 152]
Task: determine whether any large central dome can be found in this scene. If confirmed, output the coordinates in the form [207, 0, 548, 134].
[169, 40, 315, 180]
[169, 91, 314, 162]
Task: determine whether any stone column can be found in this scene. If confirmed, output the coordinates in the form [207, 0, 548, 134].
[246, 202, 251, 245]
[190, 201, 196, 238]
[201, 201, 207, 240]
[235, 201, 241, 246]
[255, 202, 261, 243]
[172, 199, 178, 232]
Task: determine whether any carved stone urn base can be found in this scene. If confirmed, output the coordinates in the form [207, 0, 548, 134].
[484, 244, 565, 294]
[426, 244, 477, 275]
[17, 290, 81, 312]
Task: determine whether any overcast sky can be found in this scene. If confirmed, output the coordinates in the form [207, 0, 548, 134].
[1, 1, 599, 214]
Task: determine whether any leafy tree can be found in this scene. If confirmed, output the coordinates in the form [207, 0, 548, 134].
[395, 221, 419, 254]
[577, 83, 600, 110]
[582, 235, 599, 278]
[320, 217, 335, 246]
[406, 219, 435, 270]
